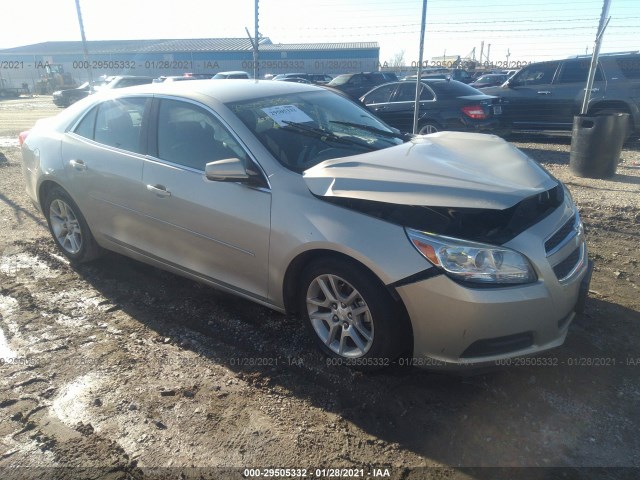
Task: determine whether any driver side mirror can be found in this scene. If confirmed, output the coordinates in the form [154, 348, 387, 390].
[205, 158, 249, 182]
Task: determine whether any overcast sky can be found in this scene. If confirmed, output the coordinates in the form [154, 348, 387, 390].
[1, 0, 638, 64]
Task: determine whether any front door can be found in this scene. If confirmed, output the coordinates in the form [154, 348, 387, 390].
[138, 98, 272, 299]
[499, 61, 561, 129]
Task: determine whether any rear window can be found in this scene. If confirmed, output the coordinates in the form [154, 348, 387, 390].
[616, 57, 640, 79]
[426, 81, 483, 96]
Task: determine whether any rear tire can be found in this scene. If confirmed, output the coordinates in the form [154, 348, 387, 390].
[590, 108, 633, 142]
[418, 121, 441, 135]
[43, 186, 103, 263]
[298, 257, 410, 371]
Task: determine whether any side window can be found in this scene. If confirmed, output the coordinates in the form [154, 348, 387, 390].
[616, 57, 640, 79]
[157, 99, 247, 171]
[363, 84, 397, 104]
[73, 106, 98, 139]
[393, 83, 415, 102]
[513, 62, 559, 86]
[420, 85, 435, 101]
[558, 60, 603, 83]
[92, 97, 148, 153]
[349, 75, 364, 86]
[457, 70, 471, 81]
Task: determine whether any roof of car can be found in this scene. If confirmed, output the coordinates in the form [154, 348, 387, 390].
[105, 78, 324, 103]
[110, 75, 155, 80]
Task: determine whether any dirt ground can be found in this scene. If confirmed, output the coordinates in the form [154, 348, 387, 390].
[0, 96, 639, 480]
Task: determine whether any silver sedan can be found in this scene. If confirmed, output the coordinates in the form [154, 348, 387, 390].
[20, 79, 592, 370]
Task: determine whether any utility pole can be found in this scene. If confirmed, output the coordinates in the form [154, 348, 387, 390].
[412, 0, 428, 134]
[254, 0, 259, 79]
[581, 0, 611, 114]
[479, 41, 484, 65]
[506, 48, 511, 67]
[74, 0, 94, 92]
[487, 43, 491, 66]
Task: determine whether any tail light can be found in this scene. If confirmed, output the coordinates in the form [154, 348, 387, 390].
[461, 105, 487, 120]
[18, 130, 29, 146]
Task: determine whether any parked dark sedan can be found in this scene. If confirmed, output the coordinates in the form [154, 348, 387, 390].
[327, 72, 398, 100]
[52, 82, 91, 107]
[469, 74, 510, 89]
[360, 79, 504, 135]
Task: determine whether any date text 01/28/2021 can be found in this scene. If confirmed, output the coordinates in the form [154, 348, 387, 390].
[243, 467, 391, 477]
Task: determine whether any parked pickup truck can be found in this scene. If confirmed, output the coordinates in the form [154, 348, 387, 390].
[0, 78, 30, 98]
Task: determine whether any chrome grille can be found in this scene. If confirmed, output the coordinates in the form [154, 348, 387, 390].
[553, 246, 581, 280]
[545, 214, 576, 253]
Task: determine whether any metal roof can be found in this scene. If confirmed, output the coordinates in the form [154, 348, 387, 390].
[261, 42, 379, 51]
[0, 38, 378, 55]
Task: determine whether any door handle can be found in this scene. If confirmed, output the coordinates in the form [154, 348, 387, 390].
[537, 91, 551, 95]
[584, 87, 600, 93]
[69, 159, 87, 171]
[146, 184, 171, 197]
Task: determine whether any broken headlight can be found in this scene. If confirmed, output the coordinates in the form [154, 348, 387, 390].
[406, 228, 537, 285]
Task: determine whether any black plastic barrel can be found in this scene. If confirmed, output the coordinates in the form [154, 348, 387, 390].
[569, 113, 629, 178]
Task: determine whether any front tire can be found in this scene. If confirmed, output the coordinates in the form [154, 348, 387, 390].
[43, 186, 103, 263]
[298, 258, 410, 371]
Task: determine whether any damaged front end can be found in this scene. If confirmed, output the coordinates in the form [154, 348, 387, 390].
[303, 132, 564, 245]
[318, 183, 563, 245]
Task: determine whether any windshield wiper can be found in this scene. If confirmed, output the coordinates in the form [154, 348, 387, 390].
[329, 120, 411, 141]
[282, 121, 376, 151]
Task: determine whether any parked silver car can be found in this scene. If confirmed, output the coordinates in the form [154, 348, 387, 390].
[20, 80, 592, 370]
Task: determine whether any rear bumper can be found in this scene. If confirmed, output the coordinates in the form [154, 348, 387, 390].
[445, 117, 509, 136]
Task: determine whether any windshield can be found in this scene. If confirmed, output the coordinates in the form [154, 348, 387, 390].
[327, 74, 352, 86]
[227, 90, 404, 172]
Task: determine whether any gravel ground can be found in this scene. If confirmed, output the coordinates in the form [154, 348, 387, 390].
[0, 96, 639, 480]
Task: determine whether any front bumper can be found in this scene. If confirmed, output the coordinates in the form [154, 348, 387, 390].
[395, 203, 591, 370]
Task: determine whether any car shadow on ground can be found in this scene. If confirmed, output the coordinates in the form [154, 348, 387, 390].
[0, 191, 48, 228]
[516, 146, 570, 165]
[55, 249, 640, 472]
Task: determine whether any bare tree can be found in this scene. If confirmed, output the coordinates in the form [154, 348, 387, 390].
[390, 50, 406, 71]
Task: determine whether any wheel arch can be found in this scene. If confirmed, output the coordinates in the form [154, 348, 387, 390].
[282, 249, 413, 340]
[417, 118, 442, 134]
[588, 101, 636, 131]
[38, 180, 64, 212]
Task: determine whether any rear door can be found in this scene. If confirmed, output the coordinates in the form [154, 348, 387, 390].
[362, 82, 437, 133]
[138, 97, 272, 299]
[62, 96, 151, 246]
[361, 83, 400, 125]
[550, 59, 606, 127]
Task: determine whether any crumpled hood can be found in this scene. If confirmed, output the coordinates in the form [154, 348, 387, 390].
[303, 131, 557, 210]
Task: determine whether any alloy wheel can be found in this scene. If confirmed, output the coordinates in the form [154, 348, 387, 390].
[306, 274, 374, 358]
[49, 199, 83, 254]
